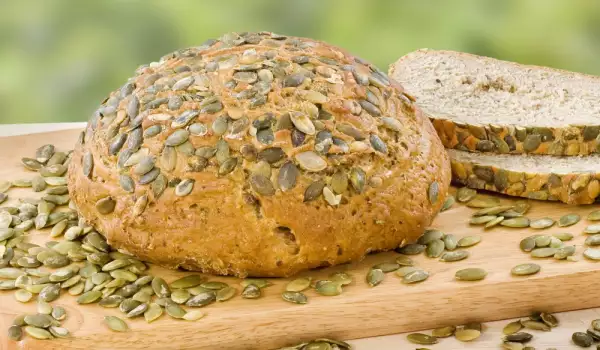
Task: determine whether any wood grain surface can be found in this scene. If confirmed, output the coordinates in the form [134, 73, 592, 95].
[1, 129, 599, 350]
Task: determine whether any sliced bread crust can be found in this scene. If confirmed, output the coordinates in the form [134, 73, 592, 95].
[390, 49, 600, 156]
[449, 149, 600, 204]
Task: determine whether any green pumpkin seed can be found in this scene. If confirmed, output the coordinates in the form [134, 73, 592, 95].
[503, 320, 523, 335]
[584, 248, 600, 260]
[180, 310, 204, 321]
[469, 215, 497, 225]
[511, 263, 540, 276]
[48, 326, 69, 338]
[286, 277, 311, 292]
[554, 245, 576, 260]
[15, 289, 33, 302]
[329, 272, 353, 286]
[502, 341, 524, 350]
[540, 312, 558, 327]
[531, 247, 558, 258]
[521, 319, 550, 331]
[51, 306, 66, 320]
[170, 288, 190, 304]
[587, 328, 600, 341]
[440, 195, 455, 212]
[99, 295, 124, 308]
[39, 283, 60, 302]
[519, 236, 536, 252]
[427, 181, 439, 204]
[457, 236, 481, 248]
[169, 275, 204, 289]
[77, 290, 102, 304]
[24, 313, 53, 328]
[396, 244, 426, 255]
[584, 224, 600, 234]
[501, 217, 530, 228]
[534, 235, 551, 247]
[393, 256, 413, 267]
[455, 268, 487, 281]
[366, 268, 385, 287]
[151, 277, 171, 297]
[432, 325, 456, 338]
[185, 291, 216, 307]
[456, 187, 477, 202]
[395, 266, 419, 277]
[588, 210, 600, 221]
[141, 302, 162, 323]
[426, 240, 445, 258]
[282, 291, 308, 304]
[442, 234, 458, 251]
[200, 281, 228, 290]
[8, 325, 22, 341]
[466, 196, 500, 208]
[473, 205, 514, 216]
[439, 250, 469, 262]
[372, 262, 400, 273]
[163, 302, 186, 319]
[485, 216, 505, 229]
[24, 326, 52, 339]
[126, 302, 149, 318]
[95, 197, 116, 215]
[558, 214, 580, 227]
[572, 332, 594, 347]
[417, 229, 444, 245]
[406, 333, 438, 345]
[586, 234, 600, 246]
[454, 328, 481, 342]
[402, 269, 429, 284]
[553, 232, 573, 241]
[215, 286, 236, 302]
[104, 316, 128, 332]
[241, 284, 262, 299]
[530, 217, 555, 229]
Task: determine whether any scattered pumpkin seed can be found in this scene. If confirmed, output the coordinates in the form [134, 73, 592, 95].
[455, 268, 487, 281]
[501, 217, 531, 228]
[440, 250, 469, 262]
[558, 214, 580, 227]
[511, 263, 540, 276]
[520, 237, 536, 252]
[24, 325, 52, 340]
[584, 224, 600, 234]
[431, 325, 456, 338]
[531, 247, 558, 258]
[8, 325, 22, 341]
[396, 244, 426, 255]
[457, 235, 481, 248]
[456, 187, 477, 202]
[104, 315, 128, 332]
[406, 333, 438, 345]
[366, 268, 385, 287]
[286, 277, 311, 292]
[454, 328, 481, 342]
[440, 195, 455, 212]
[241, 284, 262, 299]
[402, 269, 429, 284]
[584, 248, 600, 260]
[466, 196, 500, 208]
[503, 320, 524, 335]
[588, 210, 600, 221]
[282, 291, 308, 304]
[572, 332, 594, 347]
[530, 217, 555, 229]
[372, 262, 400, 273]
[521, 319, 550, 331]
[469, 215, 496, 225]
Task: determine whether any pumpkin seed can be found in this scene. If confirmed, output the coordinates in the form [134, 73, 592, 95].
[432, 325, 456, 338]
[530, 217, 555, 229]
[540, 312, 558, 327]
[175, 179, 194, 196]
[455, 268, 487, 281]
[104, 316, 128, 332]
[587, 328, 600, 341]
[554, 245, 576, 260]
[485, 216, 505, 228]
[502, 341, 525, 350]
[511, 263, 540, 276]
[314, 281, 342, 296]
[396, 244, 426, 255]
[402, 269, 429, 284]
[24, 326, 53, 340]
[588, 210, 600, 221]
[290, 112, 315, 135]
[417, 229, 444, 245]
[278, 161, 298, 191]
[440, 195, 455, 212]
[592, 319, 600, 331]
[304, 181, 325, 202]
[469, 215, 497, 225]
[456, 187, 477, 202]
[51, 306, 66, 320]
[572, 332, 593, 347]
[427, 181, 439, 204]
[553, 232, 573, 241]
[95, 197, 116, 215]
[182, 310, 205, 321]
[426, 240, 445, 258]
[372, 262, 400, 273]
[77, 290, 102, 304]
[406, 333, 438, 345]
[521, 319, 550, 331]
[151, 277, 170, 298]
[241, 284, 261, 299]
[349, 167, 366, 193]
[466, 196, 500, 208]
[39, 283, 60, 302]
[457, 236, 481, 248]
[48, 326, 69, 338]
[531, 247, 558, 258]
[249, 174, 275, 196]
[295, 151, 327, 172]
[37, 299, 52, 314]
[24, 313, 53, 328]
[170, 275, 204, 289]
[503, 320, 524, 335]
[286, 278, 311, 292]
[501, 217, 530, 228]
[8, 325, 22, 341]
[282, 291, 308, 304]
[216, 286, 236, 302]
[99, 295, 125, 308]
[519, 237, 536, 252]
[440, 250, 469, 262]
[15, 289, 32, 302]
[454, 328, 481, 342]
[558, 214, 580, 227]
[185, 291, 216, 307]
[586, 234, 600, 246]
[534, 235, 551, 247]
[584, 248, 600, 260]
[366, 268, 385, 287]
[395, 266, 419, 277]
[584, 224, 600, 234]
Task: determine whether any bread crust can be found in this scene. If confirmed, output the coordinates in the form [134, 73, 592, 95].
[390, 49, 600, 156]
[68, 32, 450, 277]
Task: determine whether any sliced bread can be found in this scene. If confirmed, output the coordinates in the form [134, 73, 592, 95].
[449, 149, 600, 204]
[390, 49, 600, 156]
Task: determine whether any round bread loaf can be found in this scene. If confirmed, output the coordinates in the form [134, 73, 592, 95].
[67, 31, 450, 277]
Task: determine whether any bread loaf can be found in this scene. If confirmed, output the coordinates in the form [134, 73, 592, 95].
[449, 149, 600, 204]
[389, 49, 600, 156]
[67, 32, 451, 277]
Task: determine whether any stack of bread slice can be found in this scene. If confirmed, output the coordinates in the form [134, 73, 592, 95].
[389, 49, 600, 204]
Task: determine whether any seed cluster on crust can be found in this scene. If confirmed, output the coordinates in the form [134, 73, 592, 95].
[77, 31, 420, 215]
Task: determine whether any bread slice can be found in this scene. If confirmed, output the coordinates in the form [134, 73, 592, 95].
[449, 149, 600, 204]
[389, 49, 600, 156]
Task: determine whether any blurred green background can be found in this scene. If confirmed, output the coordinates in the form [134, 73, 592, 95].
[1, 0, 600, 124]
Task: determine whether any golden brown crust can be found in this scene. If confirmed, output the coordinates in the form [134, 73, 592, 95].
[67, 32, 450, 277]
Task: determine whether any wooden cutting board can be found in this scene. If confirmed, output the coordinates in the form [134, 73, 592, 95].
[1, 129, 600, 350]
